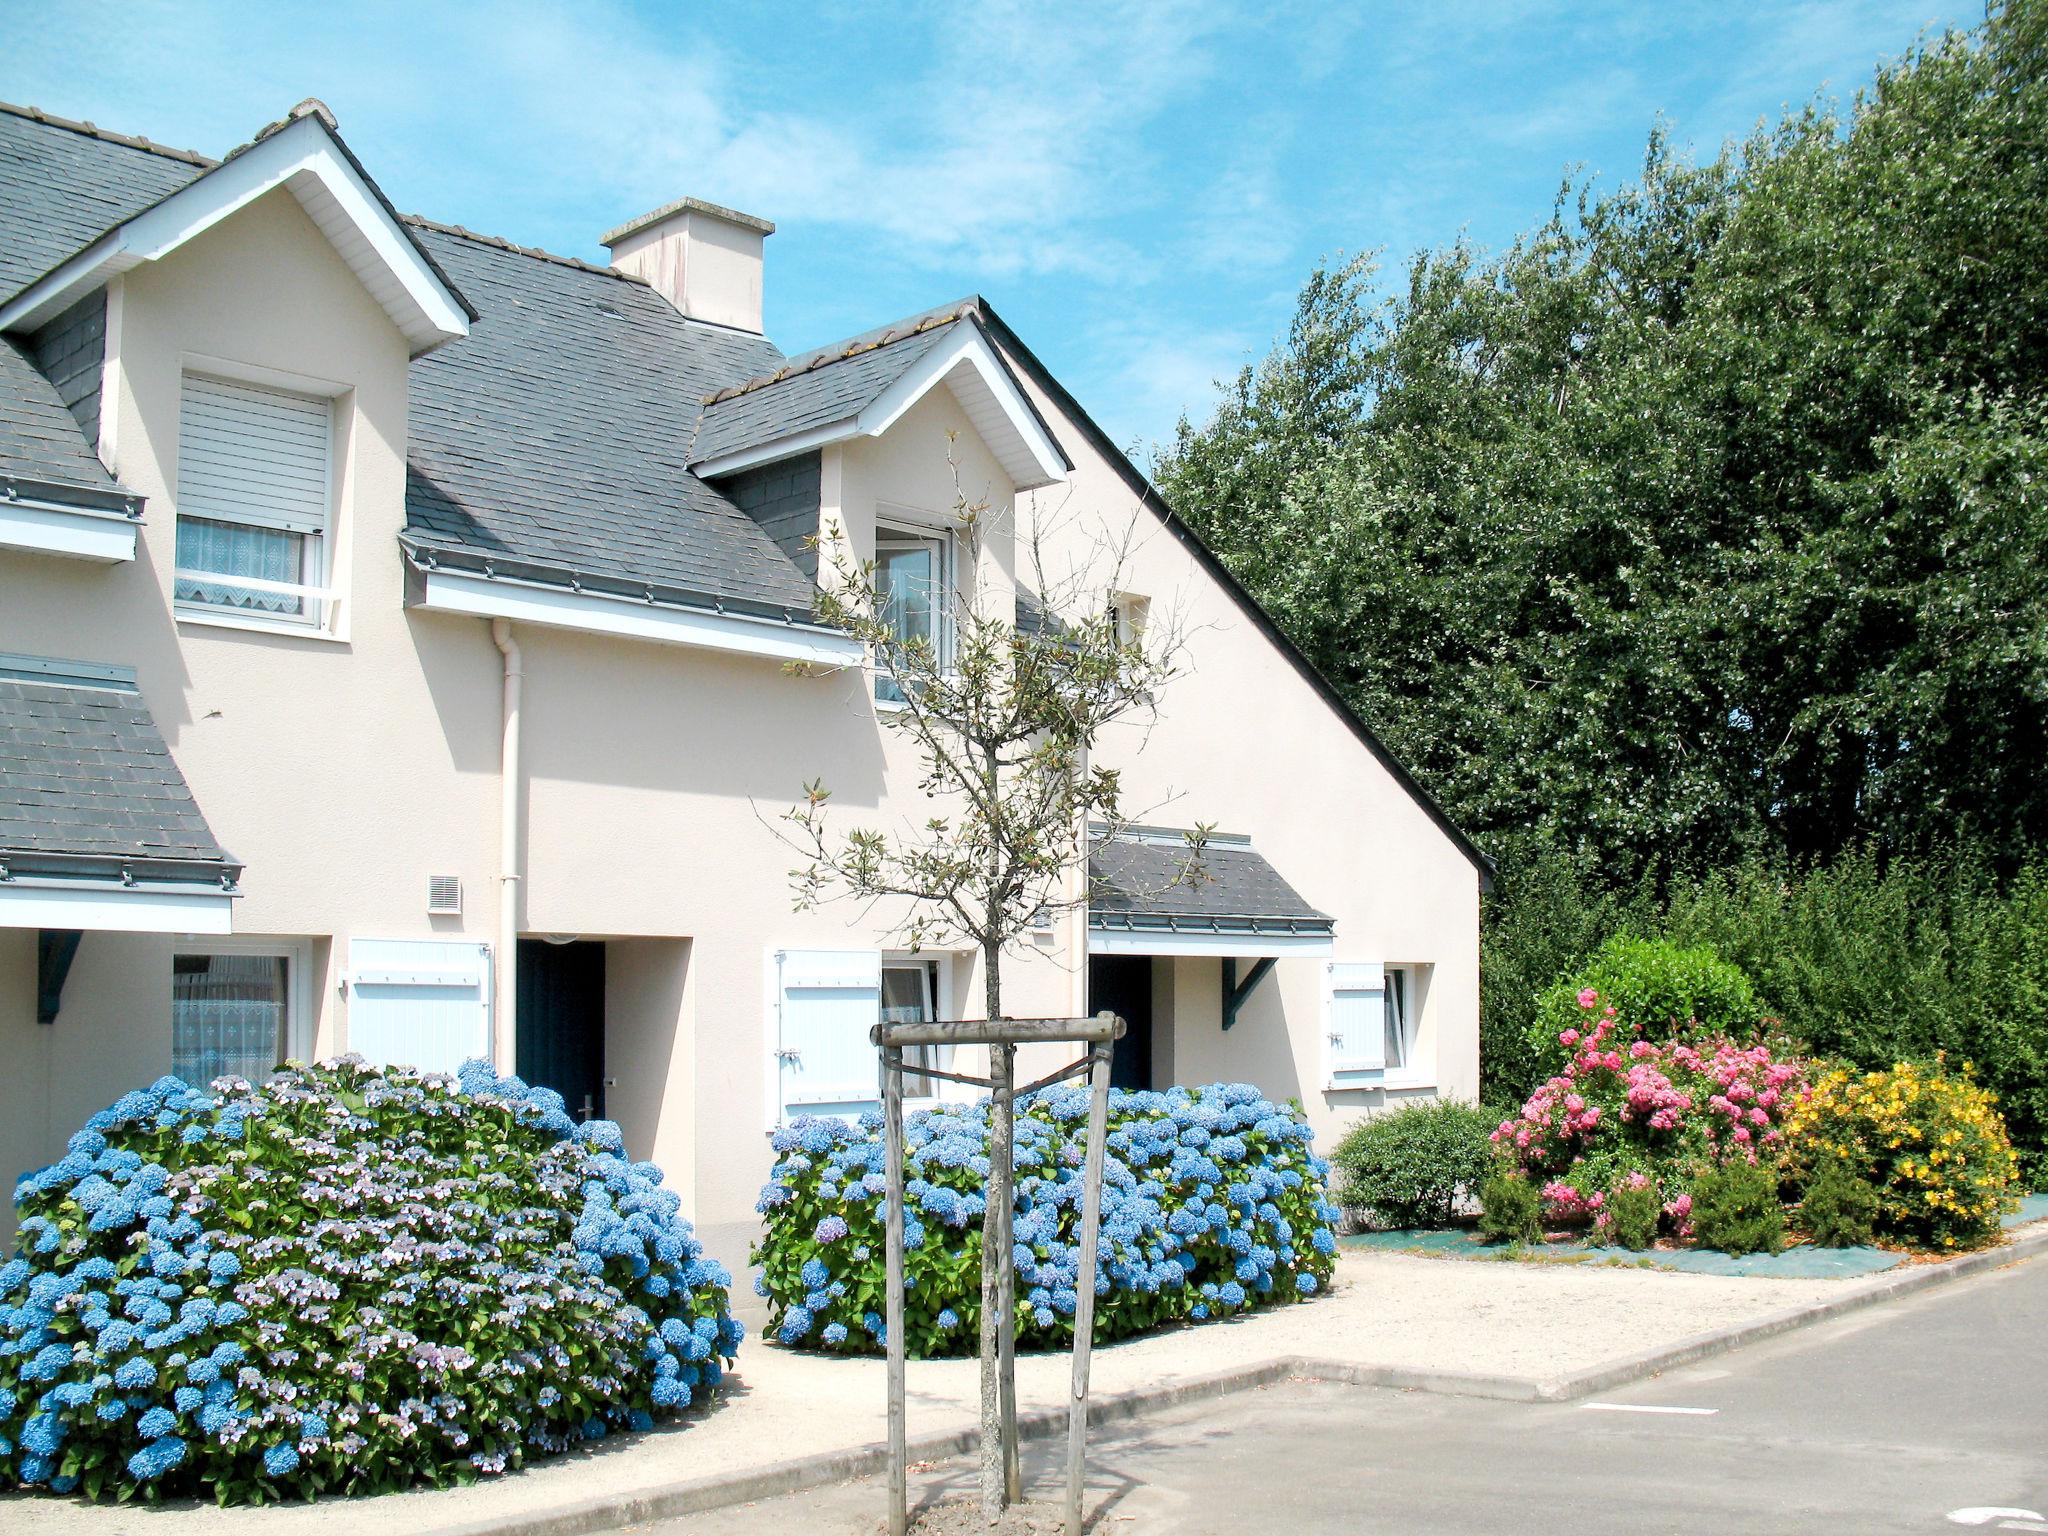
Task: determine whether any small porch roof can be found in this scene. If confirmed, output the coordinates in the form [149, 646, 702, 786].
[0, 652, 239, 932]
[1088, 826, 1334, 958]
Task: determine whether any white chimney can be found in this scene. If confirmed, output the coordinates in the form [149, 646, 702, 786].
[600, 197, 775, 333]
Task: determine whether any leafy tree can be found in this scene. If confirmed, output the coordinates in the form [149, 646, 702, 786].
[1156, 2, 2048, 881]
[782, 458, 1202, 1519]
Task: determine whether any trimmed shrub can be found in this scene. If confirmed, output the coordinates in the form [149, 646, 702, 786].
[1332, 1100, 1495, 1229]
[1, 1059, 738, 1503]
[1783, 1061, 2018, 1249]
[1477, 1171, 1542, 1245]
[752, 1083, 1338, 1357]
[1797, 1160, 1880, 1249]
[1595, 1175, 1662, 1251]
[1689, 1159, 1785, 1256]
[1529, 935, 1764, 1076]
[1492, 1002, 1808, 1228]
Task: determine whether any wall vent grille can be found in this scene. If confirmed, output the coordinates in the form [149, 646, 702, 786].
[427, 874, 463, 916]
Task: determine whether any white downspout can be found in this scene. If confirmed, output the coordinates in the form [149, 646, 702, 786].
[492, 618, 522, 1072]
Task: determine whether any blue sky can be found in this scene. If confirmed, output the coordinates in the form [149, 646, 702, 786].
[4, 1, 1972, 455]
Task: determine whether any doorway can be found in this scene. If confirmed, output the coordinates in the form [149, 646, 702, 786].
[517, 939, 606, 1122]
[1088, 954, 1154, 1091]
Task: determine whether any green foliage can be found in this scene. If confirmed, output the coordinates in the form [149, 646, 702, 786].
[1785, 1061, 2019, 1250]
[1529, 934, 1763, 1075]
[1477, 1170, 1542, 1245]
[1156, 2, 2048, 877]
[1331, 1100, 1495, 1229]
[1688, 1159, 1786, 1256]
[1797, 1159, 1881, 1249]
[1484, 844, 2048, 1182]
[752, 1087, 1339, 1358]
[1597, 1178, 1663, 1252]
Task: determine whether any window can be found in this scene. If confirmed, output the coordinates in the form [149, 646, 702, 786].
[874, 526, 947, 703]
[1384, 966, 1412, 1071]
[172, 941, 309, 1085]
[175, 374, 333, 627]
[881, 959, 945, 1097]
[1107, 592, 1149, 650]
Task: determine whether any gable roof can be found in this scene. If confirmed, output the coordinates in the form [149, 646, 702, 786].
[969, 299, 1495, 885]
[400, 220, 823, 620]
[0, 104, 208, 299]
[0, 101, 473, 355]
[691, 300, 1070, 490]
[0, 652, 238, 886]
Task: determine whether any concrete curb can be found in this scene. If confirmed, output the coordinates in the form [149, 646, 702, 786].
[420, 1359, 1306, 1536]
[419, 1226, 2048, 1536]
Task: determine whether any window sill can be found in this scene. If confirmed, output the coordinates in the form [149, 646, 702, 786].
[1382, 1074, 1437, 1092]
[176, 606, 347, 644]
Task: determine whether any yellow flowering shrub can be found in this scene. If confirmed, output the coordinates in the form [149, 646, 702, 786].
[1783, 1061, 2018, 1249]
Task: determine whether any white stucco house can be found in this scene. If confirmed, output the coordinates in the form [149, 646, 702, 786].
[0, 98, 1490, 1271]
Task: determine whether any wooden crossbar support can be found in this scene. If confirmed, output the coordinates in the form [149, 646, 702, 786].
[1064, 1041, 1113, 1536]
[872, 1012, 1124, 1049]
[874, 1015, 1124, 1536]
[1221, 956, 1277, 1032]
[1016, 1054, 1102, 1096]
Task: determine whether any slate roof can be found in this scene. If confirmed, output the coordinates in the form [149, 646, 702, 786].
[1089, 831, 1332, 935]
[0, 656, 239, 884]
[0, 337, 128, 501]
[400, 222, 818, 616]
[691, 302, 971, 466]
[0, 104, 208, 299]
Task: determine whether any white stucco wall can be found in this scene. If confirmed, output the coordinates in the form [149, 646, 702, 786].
[1004, 342, 1485, 1153]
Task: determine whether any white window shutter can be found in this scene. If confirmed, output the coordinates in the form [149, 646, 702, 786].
[346, 938, 492, 1076]
[775, 948, 883, 1122]
[1326, 960, 1387, 1089]
[179, 376, 332, 535]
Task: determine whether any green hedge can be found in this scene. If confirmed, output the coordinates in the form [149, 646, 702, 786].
[1483, 845, 2048, 1180]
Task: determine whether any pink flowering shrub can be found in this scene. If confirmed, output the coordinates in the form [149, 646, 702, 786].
[1491, 991, 1810, 1240]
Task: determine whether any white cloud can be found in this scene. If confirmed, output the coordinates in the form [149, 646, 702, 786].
[4, 0, 1250, 279]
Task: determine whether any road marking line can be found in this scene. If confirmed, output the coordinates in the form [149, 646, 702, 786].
[1581, 1402, 1719, 1416]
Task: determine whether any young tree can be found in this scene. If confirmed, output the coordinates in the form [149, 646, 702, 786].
[783, 450, 1203, 1520]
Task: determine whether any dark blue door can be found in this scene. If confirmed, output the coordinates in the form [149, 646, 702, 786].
[1089, 955, 1153, 1091]
[516, 939, 606, 1121]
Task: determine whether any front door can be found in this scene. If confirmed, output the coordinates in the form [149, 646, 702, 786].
[516, 939, 606, 1122]
[1089, 954, 1153, 1091]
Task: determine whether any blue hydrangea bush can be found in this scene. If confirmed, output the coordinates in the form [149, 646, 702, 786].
[753, 1082, 1339, 1357]
[0, 1057, 740, 1504]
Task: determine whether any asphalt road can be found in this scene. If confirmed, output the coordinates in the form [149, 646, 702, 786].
[636, 1253, 2048, 1535]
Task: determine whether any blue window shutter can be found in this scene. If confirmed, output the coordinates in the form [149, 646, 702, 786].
[1326, 960, 1387, 1089]
[346, 938, 492, 1075]
[775, 949, 883, 1122]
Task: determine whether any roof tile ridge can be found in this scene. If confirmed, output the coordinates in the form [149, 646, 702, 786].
[0, 100, 217, 168]
[401, 214, 650, 284]
[699, 301, 978, 407]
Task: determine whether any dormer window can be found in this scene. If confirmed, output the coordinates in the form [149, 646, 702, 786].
[174, 374, 334, 630]
[874, 523, 949, 703]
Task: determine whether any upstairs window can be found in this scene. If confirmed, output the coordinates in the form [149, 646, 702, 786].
[874, 525, 948, 703]
[175, 375, 333, 627]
